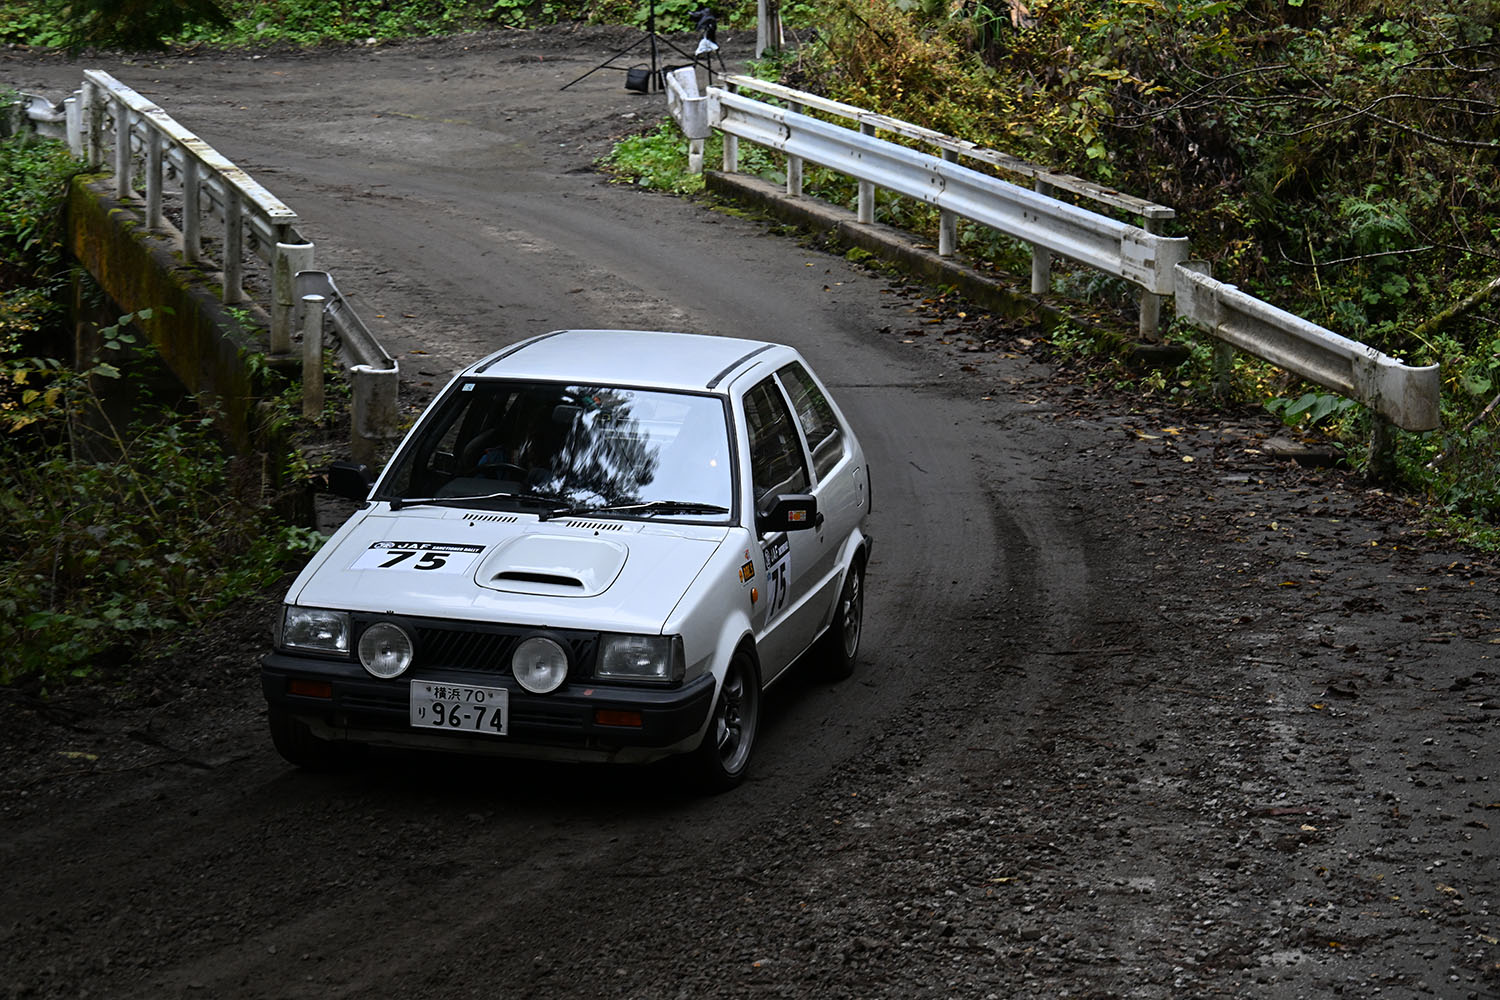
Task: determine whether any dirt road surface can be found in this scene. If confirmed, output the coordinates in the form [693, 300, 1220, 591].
[3, 28, 1497, 1000]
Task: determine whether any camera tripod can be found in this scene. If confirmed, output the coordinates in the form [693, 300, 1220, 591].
[561, 2, 724, 94]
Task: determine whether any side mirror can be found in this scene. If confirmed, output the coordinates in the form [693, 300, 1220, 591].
[756, 493, 818, 534]
[325, 461, 374, 501]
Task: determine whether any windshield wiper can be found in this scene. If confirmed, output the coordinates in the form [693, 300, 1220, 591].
[582, 500, 730, 518]
[389, 491, 572, 519]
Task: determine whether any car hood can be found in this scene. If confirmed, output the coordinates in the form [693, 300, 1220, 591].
[288, 506, 730, 633]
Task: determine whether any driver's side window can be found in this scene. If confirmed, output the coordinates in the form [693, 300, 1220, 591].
[744, 378, 809, 502]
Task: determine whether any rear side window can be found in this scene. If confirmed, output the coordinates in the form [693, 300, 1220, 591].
[744, 378, 809, 501]
[778, 362, 845, 481]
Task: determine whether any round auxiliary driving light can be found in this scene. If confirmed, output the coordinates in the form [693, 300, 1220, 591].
[512, 635, 569, 694]
[359, 622, 414, 679]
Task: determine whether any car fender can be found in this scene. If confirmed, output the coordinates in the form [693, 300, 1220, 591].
[816, 525, 871, 634]
[282, 505, 375, 606]
[663, 533, 761, 752]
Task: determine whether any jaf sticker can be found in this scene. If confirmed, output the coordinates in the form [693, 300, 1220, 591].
[351, 540, 485, 573]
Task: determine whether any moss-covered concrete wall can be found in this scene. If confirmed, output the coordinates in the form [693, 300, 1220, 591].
[66, 176, 268, 451]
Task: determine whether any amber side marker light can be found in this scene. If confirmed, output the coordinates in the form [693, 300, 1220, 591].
[595, 709, 643, 728]
[289, 679, 334, 699]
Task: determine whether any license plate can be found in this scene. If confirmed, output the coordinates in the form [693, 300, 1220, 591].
[409, 680, 509, 736]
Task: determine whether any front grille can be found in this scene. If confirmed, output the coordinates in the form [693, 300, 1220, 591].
[417, 627, 516, 673]
[350, 615, 600, 679]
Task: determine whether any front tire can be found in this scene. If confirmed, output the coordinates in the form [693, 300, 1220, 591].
[821, 557, 865, 680]
[268, 707, 363, 771]
[687, 650, 760, 793]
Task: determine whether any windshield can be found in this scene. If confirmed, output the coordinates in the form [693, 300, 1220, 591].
[378, 380, 735, 519]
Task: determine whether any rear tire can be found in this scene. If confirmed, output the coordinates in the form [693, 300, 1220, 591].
[268, 707, 363, 771]
[821, 557, 865, 681]
[686, 650, 760, 794]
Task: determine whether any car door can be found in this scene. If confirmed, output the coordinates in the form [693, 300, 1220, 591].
[742, 375, 824, 681]
[773, 361, 863, 607]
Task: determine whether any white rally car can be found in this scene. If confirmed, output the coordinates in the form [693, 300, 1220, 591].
[262, 330, 872, 791]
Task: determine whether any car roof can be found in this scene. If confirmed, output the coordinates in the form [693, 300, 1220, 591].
[467, 330, 789, 393]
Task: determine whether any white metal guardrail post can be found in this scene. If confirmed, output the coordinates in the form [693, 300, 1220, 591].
[1139, 211, 1173, 343]
[273, 242, 316, 356]
[665, 68, 711, 174]
[350, 365, 400, 466]
[786, 100, 803, 197]
[222, 185, 245, 303]
[857, 122, 876, 225]
[1031, 177, 1053, 295]
[84, 79, 104, 168]
[939, 149, 959, 257]
[63, 94, 82, 157]
[182, 157, 202, 263]
[301, 293, 326, 420]
[145, 128, 164, 231]
[111, 96, 130, 199]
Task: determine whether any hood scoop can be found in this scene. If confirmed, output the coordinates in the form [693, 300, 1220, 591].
[475, 533, 628, 598]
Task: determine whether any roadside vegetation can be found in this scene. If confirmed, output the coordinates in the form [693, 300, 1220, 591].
[0, 0, 795, 48]
[0, 125, 321, 688]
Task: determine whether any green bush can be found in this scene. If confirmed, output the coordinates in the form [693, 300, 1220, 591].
[0, 379, 323, 685]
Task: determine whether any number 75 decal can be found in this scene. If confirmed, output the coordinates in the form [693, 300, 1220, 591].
[351, 541, 485, 573]
[762, 536, 791, 618]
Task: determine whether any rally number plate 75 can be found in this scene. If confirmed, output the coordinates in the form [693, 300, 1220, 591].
[409, 681, 509, 736]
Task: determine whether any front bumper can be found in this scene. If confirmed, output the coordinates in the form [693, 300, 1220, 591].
[262, 653, 715, 763]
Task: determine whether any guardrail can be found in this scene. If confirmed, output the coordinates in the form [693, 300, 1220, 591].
[1, 91, 71, 143]
[668, 70, 1441, 460]
[7, 74, 400, 459]
[721, 74, 1180, 342]
[1174, 262, 1440, 432]
[295, 271, 400, 465]
[80, 70, 305, 316]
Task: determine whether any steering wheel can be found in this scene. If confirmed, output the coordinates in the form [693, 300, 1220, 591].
[475, 461, 527, 481]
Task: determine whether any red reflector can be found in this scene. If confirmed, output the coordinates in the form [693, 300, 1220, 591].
[288, 679, 333, 699]
[595, 709, 643, 728]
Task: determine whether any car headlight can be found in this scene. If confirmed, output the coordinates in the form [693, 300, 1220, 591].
[358, 622, 414, 679]
[281, 606, 351, 654]
[512, 635, 570, 694]
[596, 634, 684, 684]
